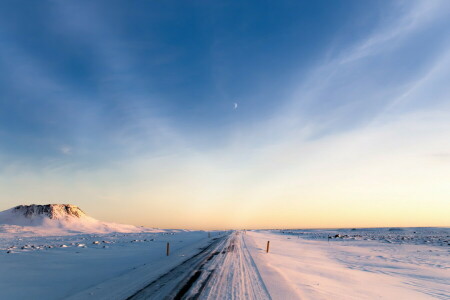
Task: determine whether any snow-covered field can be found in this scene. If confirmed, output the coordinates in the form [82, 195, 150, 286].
[1, 225, 449, 299]
[0, 230, 218, 299]
[246, 228, 450, 299]
[0, 204, 225, 299]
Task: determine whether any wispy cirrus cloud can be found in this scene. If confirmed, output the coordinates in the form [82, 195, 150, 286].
[1, 0, 449, 228]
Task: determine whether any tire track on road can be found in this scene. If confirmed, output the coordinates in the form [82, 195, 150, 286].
[126, 231, 270, 300]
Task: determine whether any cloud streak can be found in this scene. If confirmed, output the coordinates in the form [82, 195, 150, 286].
[0, 1, 449, 228]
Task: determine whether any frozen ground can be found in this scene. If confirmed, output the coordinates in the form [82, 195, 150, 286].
[246, 228, 450, 299]
[1, 227, 449, 299]
[0, 230, 217, 299]
[125, 231, 268, 300]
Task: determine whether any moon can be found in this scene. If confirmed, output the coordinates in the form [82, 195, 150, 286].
[233, 102, 238, 109]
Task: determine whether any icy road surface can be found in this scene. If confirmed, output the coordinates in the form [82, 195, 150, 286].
[127, 231, 270, 300]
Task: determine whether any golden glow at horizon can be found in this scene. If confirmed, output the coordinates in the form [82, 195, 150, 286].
[1, 110, 449, 229]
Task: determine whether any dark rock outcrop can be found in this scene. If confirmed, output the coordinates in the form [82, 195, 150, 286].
[13, 204, 86, 219]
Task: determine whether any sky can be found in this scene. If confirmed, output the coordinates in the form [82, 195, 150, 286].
[0, 0, 449, 229]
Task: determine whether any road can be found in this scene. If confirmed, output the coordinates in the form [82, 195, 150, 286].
[126, 231, 271, 300]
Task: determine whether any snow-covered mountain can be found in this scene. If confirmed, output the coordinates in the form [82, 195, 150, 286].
[0, 204, 158, 236]
[1, 204, 87, 224]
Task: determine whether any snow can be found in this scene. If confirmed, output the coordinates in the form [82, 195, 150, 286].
[186, 232, 270, 300]
[0, 204, 164, 236]
[0, 204, 216, 299]
[1, 221, 449, 299]
[245, 229, 450, 299]
[0, 230, 215, 299]
[124, 231, 269, 300]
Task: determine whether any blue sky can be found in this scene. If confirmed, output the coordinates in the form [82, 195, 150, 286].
[1, 1, 449, 228]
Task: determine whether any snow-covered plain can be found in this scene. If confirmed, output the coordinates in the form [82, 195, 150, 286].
[0, 230, 216, 299]
[0, 204, 216, 299]
[246, 228, 450, 299]
[1, 215, 449, 300]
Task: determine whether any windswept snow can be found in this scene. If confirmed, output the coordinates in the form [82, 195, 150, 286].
[1, 226, 448, 299]
[0, 230, 216, 300]
[245, 229, 450, 299]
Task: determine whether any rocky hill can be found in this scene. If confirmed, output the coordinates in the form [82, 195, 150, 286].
[0, 204, 157, 236]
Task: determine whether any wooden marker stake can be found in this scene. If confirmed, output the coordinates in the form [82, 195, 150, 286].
[166, 242, 170, 256]
[266, 241, 270, 253]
